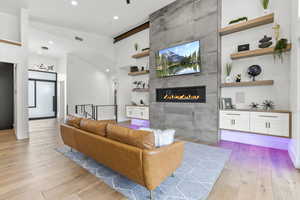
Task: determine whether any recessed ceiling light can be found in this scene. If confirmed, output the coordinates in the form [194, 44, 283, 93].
[113, 16, 119, 20]
[71, 0, 78, 6]
[106, 69, 110, 72]
[48, 41, 54, 45]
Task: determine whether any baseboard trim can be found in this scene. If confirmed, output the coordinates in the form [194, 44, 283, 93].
[288, 142, 300, 169]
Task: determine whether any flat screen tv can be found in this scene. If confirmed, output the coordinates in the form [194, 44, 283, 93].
[155, 40, 201, 77]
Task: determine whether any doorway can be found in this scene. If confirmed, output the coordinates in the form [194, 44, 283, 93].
[0, 62, 14, 130]
[28, 70, 57, 120]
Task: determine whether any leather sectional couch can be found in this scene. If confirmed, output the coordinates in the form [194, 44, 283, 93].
[60, 116, 184, 194]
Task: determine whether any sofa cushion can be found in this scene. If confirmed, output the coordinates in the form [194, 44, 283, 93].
[65, 115, 82, 128]
[80, 119, 116, 137]
[106, 124, 155, 150]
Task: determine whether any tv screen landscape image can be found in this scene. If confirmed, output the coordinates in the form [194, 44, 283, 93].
[155, 41, 201, 77]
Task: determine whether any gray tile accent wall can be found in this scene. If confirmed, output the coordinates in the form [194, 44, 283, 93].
[149, 0, 221, 144]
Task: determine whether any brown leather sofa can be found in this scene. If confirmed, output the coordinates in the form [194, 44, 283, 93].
[60, 116, 184, 194]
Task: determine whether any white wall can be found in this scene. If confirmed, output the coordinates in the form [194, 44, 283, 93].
[0, 12, 20, 42]
[289, 0, 300, 168]
[221, 0, 291, 110]
[57, 56, 67, 119]
[0, 9, 29, 140]
[114, 29, 150, 121]
[67, 54, 113, 115]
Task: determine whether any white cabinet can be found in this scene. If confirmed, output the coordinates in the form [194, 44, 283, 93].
[250, 112, 290, 137]
[220, 110, 291, 138]
[220, 111, 250, 132]
[126, 106, 149, 120]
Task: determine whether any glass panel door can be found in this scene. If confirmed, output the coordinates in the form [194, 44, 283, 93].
[29, 81, 56, 119]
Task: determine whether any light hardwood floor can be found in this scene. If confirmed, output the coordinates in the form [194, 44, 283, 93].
[0, 119, 299, 200]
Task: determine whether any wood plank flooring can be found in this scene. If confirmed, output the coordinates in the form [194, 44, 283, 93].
[0, 119, 299, 200]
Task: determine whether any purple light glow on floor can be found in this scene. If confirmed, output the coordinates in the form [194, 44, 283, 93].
[130, 119, 150, 130]
[221, 130, 290, 150]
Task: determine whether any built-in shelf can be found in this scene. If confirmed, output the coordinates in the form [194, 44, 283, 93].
[221, 80, 274, 88]
[231, 44, 292, 60]
[128, 70, 149, 76]
[132, 88, 149, 92]
[0, 39, 22, 47]
[220, 13, 274, 36]
[132, 50, 150, 59]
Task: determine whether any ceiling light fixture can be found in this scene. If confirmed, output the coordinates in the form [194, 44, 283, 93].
[48, 41, 54, 45]
[41, 46, 49, 50]
[106, 69, 110, 72]
[71, 0, 78, 6]
[75, 36, 84, 42]
[113, 16, 119, 20]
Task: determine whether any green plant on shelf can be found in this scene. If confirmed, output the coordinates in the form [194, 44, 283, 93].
[225, 63, 232, 76]
[273, 38, 288, 63]
[261, 0, 270, 10]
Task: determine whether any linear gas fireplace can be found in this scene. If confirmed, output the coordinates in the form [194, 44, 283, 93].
[156, 86, 206, 103]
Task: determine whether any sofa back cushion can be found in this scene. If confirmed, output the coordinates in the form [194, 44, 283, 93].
[65, 115, 82, 128]
[80, 119, 116, 137]
[106, 124, 155, 150]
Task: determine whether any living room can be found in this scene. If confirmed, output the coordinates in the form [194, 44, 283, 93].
[0, 0, 300, 199]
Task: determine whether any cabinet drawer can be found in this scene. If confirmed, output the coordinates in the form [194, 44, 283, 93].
[220, 111, 249, 119]
[126, 106, 149, 120]
[250, 112, 289, 120]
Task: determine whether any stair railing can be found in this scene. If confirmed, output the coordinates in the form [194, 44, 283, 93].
[74, 104, 118, 122]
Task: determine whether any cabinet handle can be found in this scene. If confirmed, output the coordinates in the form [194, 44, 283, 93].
[265, 122, 268, 128]
[259, 115, 278, 118]
[268, 122, 271, 128]
[226, 114, 241, 116]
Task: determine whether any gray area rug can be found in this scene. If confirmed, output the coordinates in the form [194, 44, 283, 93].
[56, 142, 231, 200]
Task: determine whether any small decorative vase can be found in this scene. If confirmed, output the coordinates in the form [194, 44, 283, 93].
[225, 76, 232, 83]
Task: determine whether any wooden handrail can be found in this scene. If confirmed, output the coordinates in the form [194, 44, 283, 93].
[0, 39, 22, 47]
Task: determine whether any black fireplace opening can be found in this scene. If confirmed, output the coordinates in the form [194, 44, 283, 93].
[156, 86, 206, 103]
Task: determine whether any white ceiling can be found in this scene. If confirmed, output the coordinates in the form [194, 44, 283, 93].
[0, 0, 28, 16]
[28, 0, 175, 37]
[2, 0, 176, 61]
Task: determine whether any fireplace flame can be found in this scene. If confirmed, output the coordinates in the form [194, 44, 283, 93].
[163, 94, 200, 101]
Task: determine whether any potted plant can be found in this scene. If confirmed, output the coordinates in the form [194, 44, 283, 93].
[262, 100, 275, 110]
[273, 38, 288, 63]
[261, 0, 270, 14]
[225, 63, 233, 83]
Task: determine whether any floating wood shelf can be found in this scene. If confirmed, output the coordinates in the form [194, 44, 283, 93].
[128, 70, 149, 76]
[132, 50, 150, 59]
[132, 88, 149, 92]
[221, 80, 274, 88]
[220, 13, 274, 36]
[0, 39, 22, 47]
[231, 44, 292, 60]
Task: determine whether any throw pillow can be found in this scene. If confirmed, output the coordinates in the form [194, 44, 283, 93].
[139, 128, 175, 147]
